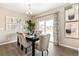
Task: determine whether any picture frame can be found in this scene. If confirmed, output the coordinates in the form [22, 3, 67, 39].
[65, 4, 78, 22]
[65, 22, 79, 38]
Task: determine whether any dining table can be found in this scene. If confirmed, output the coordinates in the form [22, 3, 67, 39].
[25, 36, 39, 56]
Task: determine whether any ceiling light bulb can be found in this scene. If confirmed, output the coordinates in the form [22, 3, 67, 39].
[26, 3, 32, 15]
[30, 12, 32, 14]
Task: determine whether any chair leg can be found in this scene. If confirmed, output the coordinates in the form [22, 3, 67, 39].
[47, 49, 48, 55]
[17, 42, 20, 47]
[42, 51, 43, 56]
[17, 42, 20, 48]
[19, 44, 21, 48]
[21, 45, 23, 50]
[25, 48, 27, 54]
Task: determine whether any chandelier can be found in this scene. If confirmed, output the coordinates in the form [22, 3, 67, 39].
[26, 3, 32, 15]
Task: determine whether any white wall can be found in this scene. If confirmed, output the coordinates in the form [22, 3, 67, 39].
[34, 3, 79, 50]
[0, 7, 27, 45]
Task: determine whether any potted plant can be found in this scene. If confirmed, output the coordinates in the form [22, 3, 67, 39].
[26, 20, 35, 35]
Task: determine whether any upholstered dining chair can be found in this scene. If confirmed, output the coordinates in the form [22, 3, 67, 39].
[17, 32, 31, 54]
[17, 32, 21, 47]
[35, 34, 50, 56]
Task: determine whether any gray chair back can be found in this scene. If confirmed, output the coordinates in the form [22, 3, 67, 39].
[39, 34, 50, 50]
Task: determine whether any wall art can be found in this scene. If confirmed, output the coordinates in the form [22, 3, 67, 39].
[65, 4, 78, 22]
[65, 22, 79, 38]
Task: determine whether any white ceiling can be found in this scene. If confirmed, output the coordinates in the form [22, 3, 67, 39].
[0, 3, 66, 15]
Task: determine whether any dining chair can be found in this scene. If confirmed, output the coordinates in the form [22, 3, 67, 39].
[35, 34, 50, 56]
[17, 32, 21, 47]
[17, 32, 31, 54]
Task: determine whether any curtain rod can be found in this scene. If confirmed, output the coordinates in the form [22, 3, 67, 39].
[35, 12, 59, 19]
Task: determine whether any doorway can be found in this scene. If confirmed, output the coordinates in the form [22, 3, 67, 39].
[46, 19, 53, 42]
[38, 19, 54, 42]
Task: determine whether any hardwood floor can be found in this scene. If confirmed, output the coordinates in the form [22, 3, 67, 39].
[0, 42, 78, 56]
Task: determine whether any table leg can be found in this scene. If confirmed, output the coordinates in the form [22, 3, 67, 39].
[32, 42, 35, 56]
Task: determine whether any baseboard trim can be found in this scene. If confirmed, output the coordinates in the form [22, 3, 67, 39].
[0, 40, 17, 45]
[59, 43, 78, 51]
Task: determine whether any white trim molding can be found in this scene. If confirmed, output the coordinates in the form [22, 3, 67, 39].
[59, 43, 78, 51]
[0, 40, 17, 45]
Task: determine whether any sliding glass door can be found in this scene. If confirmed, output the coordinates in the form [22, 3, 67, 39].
[38, 20, 45, 34]
[46, 20, 53, 42]
[38, 19, 54, 42]
[37, 13, 59, 45]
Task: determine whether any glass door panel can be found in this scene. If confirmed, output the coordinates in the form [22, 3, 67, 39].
[38, 19, 54, 42]
[46, 20, 53, 42]
[38, 20, 45, 34]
